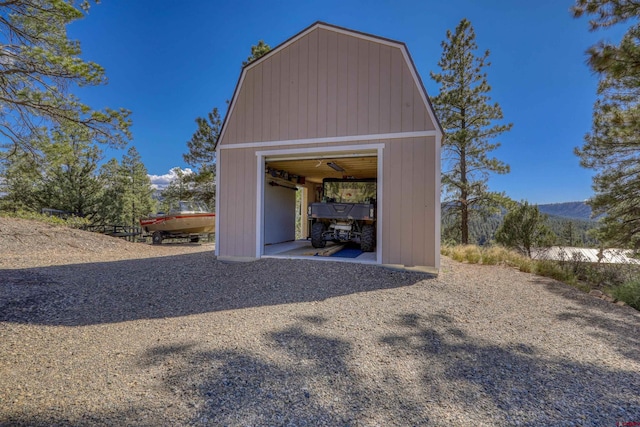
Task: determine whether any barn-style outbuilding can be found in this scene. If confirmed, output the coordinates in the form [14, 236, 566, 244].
[215, 22, 443, 271]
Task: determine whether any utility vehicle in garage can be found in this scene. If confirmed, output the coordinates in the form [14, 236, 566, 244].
[308, 178, 377, 252]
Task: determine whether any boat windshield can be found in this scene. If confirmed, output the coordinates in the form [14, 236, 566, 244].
[169, 201, 210, 213]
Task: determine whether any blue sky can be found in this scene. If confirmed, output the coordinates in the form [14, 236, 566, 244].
[69, 0, 628, 204]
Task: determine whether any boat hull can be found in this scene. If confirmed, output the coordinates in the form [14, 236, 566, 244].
[140, 213, 215, 235]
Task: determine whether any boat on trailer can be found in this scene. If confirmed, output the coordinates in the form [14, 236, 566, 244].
[139, 201, 215, 244]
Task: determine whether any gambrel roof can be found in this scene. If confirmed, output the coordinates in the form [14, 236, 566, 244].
[218, 21, 443, 147]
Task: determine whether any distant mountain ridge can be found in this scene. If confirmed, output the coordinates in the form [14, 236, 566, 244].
[538, 201, 594, 221]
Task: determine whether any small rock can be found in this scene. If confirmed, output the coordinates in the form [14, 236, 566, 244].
[589, 290, 603, 297]
[616, 300, 626, 306]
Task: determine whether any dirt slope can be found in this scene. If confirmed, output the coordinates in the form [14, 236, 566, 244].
[0, 217, 211, 268]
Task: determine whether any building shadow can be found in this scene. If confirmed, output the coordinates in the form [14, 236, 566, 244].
[0, 253, 433, 326]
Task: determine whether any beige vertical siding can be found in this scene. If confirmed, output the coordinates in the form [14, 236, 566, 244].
[218, 148, 257, 257]
[221, 27, 436, 146]
[218, 137, 440, 268]
[381, 137, 439, 267]
[217, 24, 441, 269]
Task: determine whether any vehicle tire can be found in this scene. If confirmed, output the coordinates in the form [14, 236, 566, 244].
[361, 224, 375, 252]
[152, 231, 163, 245]
[190, 236, 200, 243]
[311, 222, 326, 248]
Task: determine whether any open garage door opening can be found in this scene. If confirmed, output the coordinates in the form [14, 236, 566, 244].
[260, 149, 380, 263]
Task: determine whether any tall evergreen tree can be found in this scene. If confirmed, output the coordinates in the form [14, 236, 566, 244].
[496, 202, 556, 258]
[0, 123, 103, 217]
[120, 147, 155, 227]
[183, 108, 221, 209]
[0, 0, 131, 157]
[242, 40, 271, 66]
[184, 108, 221, 167]
[561, 220, 576, 246]
[38, 125, 103, 218]
[95, 158, 125, 224]
[573, 1, 640, 249]
[0, 145, 42, 211]
[94, 148, 155, 225]
[430, 19, 512, 245]
[160, 167, 194, 210]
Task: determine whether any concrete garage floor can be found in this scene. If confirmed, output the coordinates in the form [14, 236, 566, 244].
[263, 240, 377, 264]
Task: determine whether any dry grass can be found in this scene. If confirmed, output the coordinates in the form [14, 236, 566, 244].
[441, 244, 534, 272]
[441, 244, 640, 309]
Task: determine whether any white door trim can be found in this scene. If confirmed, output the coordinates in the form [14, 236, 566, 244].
[256, 143, 384, 264]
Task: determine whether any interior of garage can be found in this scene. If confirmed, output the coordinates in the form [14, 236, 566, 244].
[261, 150, 378, 262]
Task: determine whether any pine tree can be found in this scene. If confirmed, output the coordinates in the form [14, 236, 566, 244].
[0, 147, 42, 212]
[0, 0, 131, 157]
[183, 108, 221, 209]
[95, 158, 125, 224]
[430, 19, 512, 245]
[242, 40, 271, 66]
[496, 202, 556, 257]
[0, 123, 103, 217]
[121, 147, 155, 227]
[573, 1, 640, 249]
[38, 125, 103, 218]
[561, 221, 576, 246]
[184, 108, 221, 167]
[160, 167, 194, 210]
[94, 148, 155, 225]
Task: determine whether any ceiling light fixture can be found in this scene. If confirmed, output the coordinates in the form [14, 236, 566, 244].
[327, 162, 344, 172]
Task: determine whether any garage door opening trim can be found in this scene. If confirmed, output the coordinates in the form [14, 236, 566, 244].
[256, 144, 384, 265]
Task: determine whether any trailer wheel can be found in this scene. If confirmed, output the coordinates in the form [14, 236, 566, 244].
[311, 222, 326, 248]
[152, 231, 163, 245]
[361, 224, 375, 252]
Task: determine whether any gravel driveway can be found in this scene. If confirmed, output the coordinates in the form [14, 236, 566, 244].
[1, 222, 639, 426]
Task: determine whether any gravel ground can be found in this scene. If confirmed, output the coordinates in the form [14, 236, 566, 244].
[1, 217, 639, 426]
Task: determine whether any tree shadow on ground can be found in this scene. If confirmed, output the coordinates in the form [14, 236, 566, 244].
[4, 312, 639, 426]
[530, 276, 640, 363]
[0, 253, 432, 326]
[137, 313, 640, 425]
[380, 312, 640, 425]
[136, 315, 432, 426]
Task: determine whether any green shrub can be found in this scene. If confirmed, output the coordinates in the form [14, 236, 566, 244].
[610, 279, 640, 310]
[585, 262, 639, 288]
[533, 260, 577, 285]
[517, 261, 534, 274]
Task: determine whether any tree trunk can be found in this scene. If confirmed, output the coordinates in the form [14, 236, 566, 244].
[461, 201, 469, 245]
[460, 119, 469, 245]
